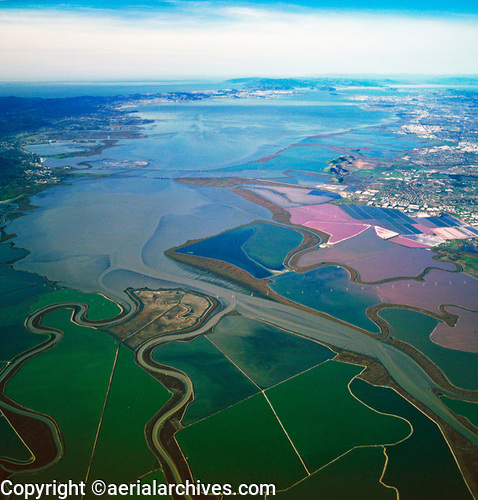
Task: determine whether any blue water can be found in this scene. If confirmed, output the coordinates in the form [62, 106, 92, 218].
[121, 98, 390, 171]
[8, 86, 395, 301]
[178, 225, 272, 279]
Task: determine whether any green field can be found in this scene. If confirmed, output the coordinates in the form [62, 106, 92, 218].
[209, 315, 335, 389]
[433, 240, 478, 275]
[381, 308, 478, 390]
[265, 361, 410, 471]
[0, 413, 32, 463]
[88, 345, 171, 487]
[152, 335, 259, 425]
[276, 447, 395, 500]
[442, 396, 478, 429]
[31, 288, 122, 321]
[351, 379, 471, 499]
[6, 308, 117, 483]
[177, 393, 307, 491]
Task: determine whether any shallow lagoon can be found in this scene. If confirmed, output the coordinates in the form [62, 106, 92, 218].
[152, 335, 258, 425]
[130, 97, 390, 171]
[9, 177, 271, 299]
[8, 90, 391, 303]
[208, 315, 335, 389]
[270, 266, 381, 332]
[177, 222, 303, 278]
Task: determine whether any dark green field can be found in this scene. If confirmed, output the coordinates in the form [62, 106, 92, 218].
[177, 393, 307, 491]
[88, 345, 171, 487]
[441, 396, 478, 430]
[351, 379, 471, 499]
[31, 288, 122, 321]
[276, 447, 395, 500]
[0, 413, 32, 463]
[265, 361, 410, 471]
[381, 308, 478, 390]
[6, 308, 117, 483]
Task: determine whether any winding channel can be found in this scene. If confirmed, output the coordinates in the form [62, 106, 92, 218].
[0, 296, 233, 493]
[0, 302, 129, 475]
[134, 300, 234, 495]
[2, 280, 477, 494]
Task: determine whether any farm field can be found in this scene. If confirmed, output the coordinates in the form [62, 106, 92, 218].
[1, 78, 477, 499]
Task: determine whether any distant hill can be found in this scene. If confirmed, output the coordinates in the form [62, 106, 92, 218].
[225, 77, 386, 91]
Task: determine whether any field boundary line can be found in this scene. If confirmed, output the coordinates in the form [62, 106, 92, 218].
[83, 343, 121, 494]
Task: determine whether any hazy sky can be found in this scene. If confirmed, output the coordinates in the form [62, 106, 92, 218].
[0, 0, 477, 80]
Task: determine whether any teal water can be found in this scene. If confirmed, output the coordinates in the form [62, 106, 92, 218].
[381, 308, 478, 390]
[0, 269, 54, 363]
[248, 144, 339, 173]
[270, 266, 381, 333]
[178, 225, 271, 279]
[242, 222, 303, 271]
[0, 243, 28, 264]
[441, 396, 478, 429]
[0, 299, 45, 362]
[0, 266, 53, 309]
[302, 126, 428, 150]
[209, 315, 335, 389]
[152, 335, 258, 425]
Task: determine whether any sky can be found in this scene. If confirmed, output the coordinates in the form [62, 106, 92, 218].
[0, 0, 477, 81]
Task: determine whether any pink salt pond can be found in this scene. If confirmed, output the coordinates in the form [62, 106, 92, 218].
[388, 236, 431, 249]
[289, 204, 369, 243]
